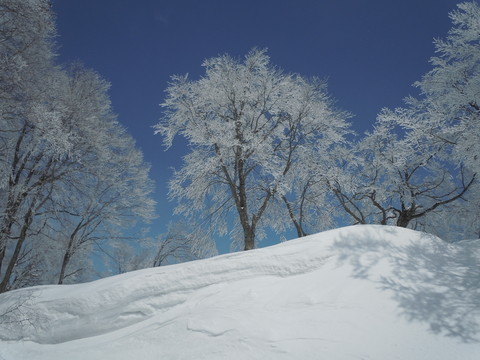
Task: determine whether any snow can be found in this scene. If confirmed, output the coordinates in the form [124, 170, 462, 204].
[1, 225, 479, 359]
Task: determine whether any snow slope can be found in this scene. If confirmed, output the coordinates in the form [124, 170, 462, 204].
[0, 225, 479, 360]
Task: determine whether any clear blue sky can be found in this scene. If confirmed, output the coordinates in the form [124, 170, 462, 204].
[51, 0, 457, 252]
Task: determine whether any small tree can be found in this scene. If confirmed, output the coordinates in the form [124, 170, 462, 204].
[152, 221, 217, 267]
[156, 49, 351, 250]
[98, 221, 217, 274]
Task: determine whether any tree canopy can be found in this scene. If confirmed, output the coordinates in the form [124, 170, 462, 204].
[156, 49, 351, 250]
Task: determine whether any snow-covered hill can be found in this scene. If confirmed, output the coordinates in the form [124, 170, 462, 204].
[0, 225, 479, 360]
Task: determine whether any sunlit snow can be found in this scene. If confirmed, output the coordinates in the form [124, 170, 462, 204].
[1, 225, 479, 359]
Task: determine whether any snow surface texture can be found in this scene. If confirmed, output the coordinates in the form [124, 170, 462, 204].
[0, 225, 479, 359]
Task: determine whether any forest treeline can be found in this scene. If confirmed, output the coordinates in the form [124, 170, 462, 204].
[1, 0, 479, 292]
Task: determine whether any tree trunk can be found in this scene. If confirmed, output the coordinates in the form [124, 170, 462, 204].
[243, 227, 255, 250]
[332, 188, 366, 225]
[292, 221, 307, 238]
[0, 126, 27, 274]
[58, 250, 71, 285]
[282, 195, 307, 238]
[0, 182, 24, 274]
[396, 212, 411, 228]
[238, 208, 255, 250]
[0, 202, 35, 293]
[58, 220, 85, 284]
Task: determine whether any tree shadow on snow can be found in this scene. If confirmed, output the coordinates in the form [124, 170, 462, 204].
[330, 226, 480, 343]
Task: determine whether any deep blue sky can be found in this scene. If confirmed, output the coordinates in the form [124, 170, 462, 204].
[52, 0, 458, 251]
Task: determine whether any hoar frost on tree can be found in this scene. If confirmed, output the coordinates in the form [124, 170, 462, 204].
[275, 141, 350, 237]
[156, 49, 351, 250]
[407, 1, 480, 177]
[48, 65, 156, 285]
[102, 221, 217, 275]
[381, 1, 480, 236]
[333, 1, 479, 237]
[331, 118, 475, 230]
[0, 0, 156, 291]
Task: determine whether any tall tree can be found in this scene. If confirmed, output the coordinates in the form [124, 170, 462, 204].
[405, 1, 480, 177]
[0, 0, 65, 291]
[156, 49, 351, 250]
[49, 66, 156, 285]
[0, 1, 156, 291]
[351, 1, 480, 236]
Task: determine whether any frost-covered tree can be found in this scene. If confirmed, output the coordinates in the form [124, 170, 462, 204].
[47, 66, 156, 285]
[0, 1, 155, 291]
[403, 1, 480, 177]
[332, 118, 475, 229]
[356, 1, 480, 236]
[99, 221, 217, 275]
[277, 143, 348, 237]
[156, 49, 351, 250]
[151, 221, 217, 267]
[0, 0, 64, 292]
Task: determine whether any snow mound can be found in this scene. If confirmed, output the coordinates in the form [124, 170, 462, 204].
[0, 225, 479, 360]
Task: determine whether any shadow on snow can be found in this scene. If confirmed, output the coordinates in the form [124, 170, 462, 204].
[330, 226, 480, 343]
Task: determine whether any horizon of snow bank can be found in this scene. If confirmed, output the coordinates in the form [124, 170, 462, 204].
[0, 225, 479, 360]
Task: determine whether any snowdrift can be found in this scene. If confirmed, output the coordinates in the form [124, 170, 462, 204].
[0, 225, 479, 359]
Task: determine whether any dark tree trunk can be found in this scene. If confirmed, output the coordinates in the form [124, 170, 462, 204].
[0, 202, 35, 293]
[58, 220, 85, 284]
[396, 213, 411, 228]
[58, 249, 71, 285]
[243, 228, 255, 251]
[0, 194, 21, 274]
[293, 221, 307, 238]
[215, 141, 273, 251]
[282, 196, 308, 238]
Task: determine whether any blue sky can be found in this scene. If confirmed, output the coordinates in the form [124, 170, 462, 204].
[52, 0, 457, 252]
